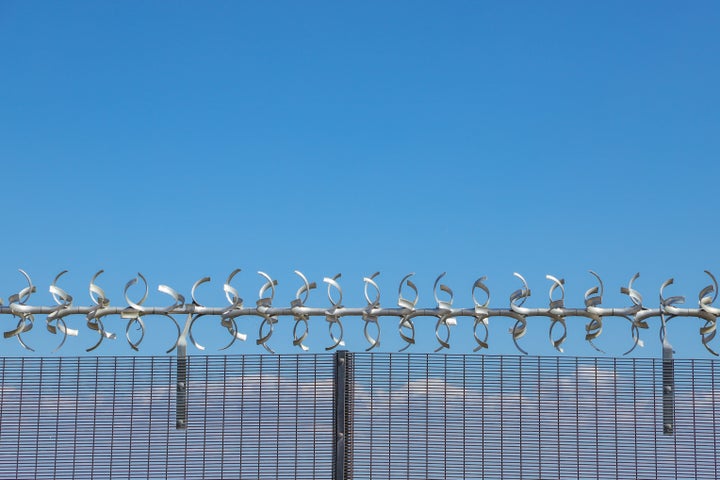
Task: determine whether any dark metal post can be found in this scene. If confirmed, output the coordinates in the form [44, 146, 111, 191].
[334, 350, 352, 480]
[176, 343, 188, 429]
[662, 341, 674, 435]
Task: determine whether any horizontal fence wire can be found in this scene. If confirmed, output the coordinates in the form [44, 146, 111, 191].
[0, 355, 335, 479]
[0, 353, 718, 479]
[349, 353, 720, 480]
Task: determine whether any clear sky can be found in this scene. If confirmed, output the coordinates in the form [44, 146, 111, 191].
[1, 1, 718, 357]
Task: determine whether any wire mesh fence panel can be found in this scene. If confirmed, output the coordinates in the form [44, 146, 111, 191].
[0, 353, 718, 479]
[0, 355, 335, 480]
[348, 353, 720, 480]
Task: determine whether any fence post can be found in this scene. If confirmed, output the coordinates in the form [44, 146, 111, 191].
[334, 350, 352, 480]
[662, 341, 674, 435]
[176, 342, 188, 429]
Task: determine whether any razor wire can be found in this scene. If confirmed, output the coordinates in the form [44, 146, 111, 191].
[0, 269, 718, 355]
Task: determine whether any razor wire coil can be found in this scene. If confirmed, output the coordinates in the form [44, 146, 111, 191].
[0, 269, 718, 355]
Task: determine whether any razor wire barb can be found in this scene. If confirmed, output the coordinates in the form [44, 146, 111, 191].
[1, 269, 718, 355]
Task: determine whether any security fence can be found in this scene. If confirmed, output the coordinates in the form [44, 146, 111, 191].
[0, 353, 718, 479]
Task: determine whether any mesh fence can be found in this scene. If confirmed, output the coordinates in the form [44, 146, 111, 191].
[0, 353, 718, 479]
[349, 354, 720, 479]
[0, 355, 335, 479]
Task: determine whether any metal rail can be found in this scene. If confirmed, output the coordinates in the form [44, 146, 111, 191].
[1, 269, 718, 355]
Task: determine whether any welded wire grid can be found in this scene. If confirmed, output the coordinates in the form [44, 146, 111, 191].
[350, 354, 720, 480]
[0, 355, 335, 479]
[0, 354, 718, 479]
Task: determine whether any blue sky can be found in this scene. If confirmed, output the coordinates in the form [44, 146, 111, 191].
[1, 1, 718, 357]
